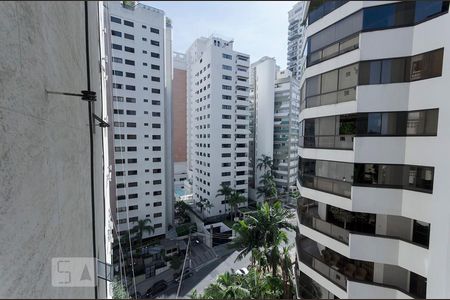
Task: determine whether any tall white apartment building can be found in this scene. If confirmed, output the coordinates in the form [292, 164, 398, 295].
[187, 36, 250, 219]
[287, 1, 308, 80]
[273, 69, 300, 196]
[108, 1, 173, 239]
[248, 57, 276, 202]
[249, 59, 300, 202]
[295, 1, 450, 299]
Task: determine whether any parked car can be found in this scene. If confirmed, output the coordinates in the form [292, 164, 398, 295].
[144, 280, 168, 298]
[235, 267, 249, 275]
[174, 268, 194, 282]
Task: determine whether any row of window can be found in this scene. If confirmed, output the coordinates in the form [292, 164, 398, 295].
[117, 190, 162, 200]
[113, 97, 162, 108]
[113, 83, 161, 94]
[112, 43, 160, 58]
[300, 108, 439, 142]
[111, 30, 160, 46]
[116, 168, 162, 176]
[308, 1, 449, 54]
[112, 57, 160, 70]
[299, 156, 434, 193]
[110, 16, 160, 34]
[301, 48, 444, 109]
[116, 179, 162, 189]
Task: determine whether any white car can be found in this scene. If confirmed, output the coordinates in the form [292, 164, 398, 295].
[235, 267, 249, 275]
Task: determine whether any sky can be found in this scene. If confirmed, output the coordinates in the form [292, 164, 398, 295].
[144, 1, 298, 68]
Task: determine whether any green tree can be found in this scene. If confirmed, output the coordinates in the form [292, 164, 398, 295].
[131, 219, 154, 252]
[230, 202, 295, 268]
[112, 280, 129, 299]
[228, 191, 246, 221]
[257, 154, 273, 173]
[216, 183, 233, 215]
[257, 172, 278, 201]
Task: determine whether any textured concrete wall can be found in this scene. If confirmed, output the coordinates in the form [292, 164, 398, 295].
[0, 2, 107, 298]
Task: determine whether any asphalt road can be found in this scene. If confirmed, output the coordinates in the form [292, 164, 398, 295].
[155, 207, 298, 299]
[159, 247, 251, 299]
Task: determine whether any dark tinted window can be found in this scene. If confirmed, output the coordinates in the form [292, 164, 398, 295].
[111, 30, 121, 37]
[124, 33, 134, 40]
[111, 16, 121, 24]
[124, 20, 134, 27]
[415, 1, 449, 23]
[151, 27, 160, 34]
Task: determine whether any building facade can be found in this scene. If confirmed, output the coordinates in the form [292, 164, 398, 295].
[295, 1, 450, 299]
[248, 57, 276, 202]
[248, 60, 300, 203]
[108, 1, 173, 239]
[186, 36, 250, 218]
[287, 1, 308, 81]
[273, 69, 300, 196]
[0, 1, 112, 298]
[173, 52, 188, 196]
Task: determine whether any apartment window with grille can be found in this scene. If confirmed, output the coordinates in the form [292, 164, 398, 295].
[222, 53, 232, 60]
[126, 110, 136, 115]
[125, 85, 135, 91]
[151, 52, 160, 58]
[112, 70, 123, 76]
[111, 30, 121, 37]
[153, 180, 162, 185]
[151, 27, 160, 34]
[151, 64, 160, 70]
[151, 40, 160, 46]
[152, 123, 161, 128]
[126, 97, 136, 103]
[124, 33, 134, 40]
[111, 16, 121, 24]
[152, 89, 161, 94]
[126, 72, 135, 78]
[112, 44, 122, 50]
[128, 182, 138, 187]
[124, 20, 134, 27]
[151, 76, 160, 82]
[125, 59, 135, 65]
[125, 46, 134, 53]
[112, 57, 123, 63]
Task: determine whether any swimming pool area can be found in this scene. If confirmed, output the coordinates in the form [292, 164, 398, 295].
[175, 187, 186, 197]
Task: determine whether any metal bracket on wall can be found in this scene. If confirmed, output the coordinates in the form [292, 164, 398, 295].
[46, 89, 97, 102]
[92, 113, 110, 128]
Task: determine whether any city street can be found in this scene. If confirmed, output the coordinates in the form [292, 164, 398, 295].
[160, 244, 251, 298]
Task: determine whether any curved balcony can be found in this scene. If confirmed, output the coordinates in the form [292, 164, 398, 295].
[296, 235, 426, 298]
[299, 174, 352, 198]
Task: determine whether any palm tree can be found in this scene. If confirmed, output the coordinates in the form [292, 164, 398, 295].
[228, 191, 246, 221]
[257, 172, 278, 202]
[230, 201, 295, 268]
[257, 154, 273, 173]
[131, 219, 154, 252]
[216, 183, 233, 215]
[279, 245, 294, 298]
[203, 200, 214, 218]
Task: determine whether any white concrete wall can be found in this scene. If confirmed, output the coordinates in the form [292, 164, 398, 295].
[0, 1, 109, 298]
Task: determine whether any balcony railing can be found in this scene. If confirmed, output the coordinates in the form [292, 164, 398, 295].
[296, 235, 348, 290]
[300, 135, 354, 150]
[298, 209, 350, 244]
[296, 235, 425, 298]
[299, 174, 352, 198]
[301, 87, 356, 110]
[307, 34, 359, 67]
